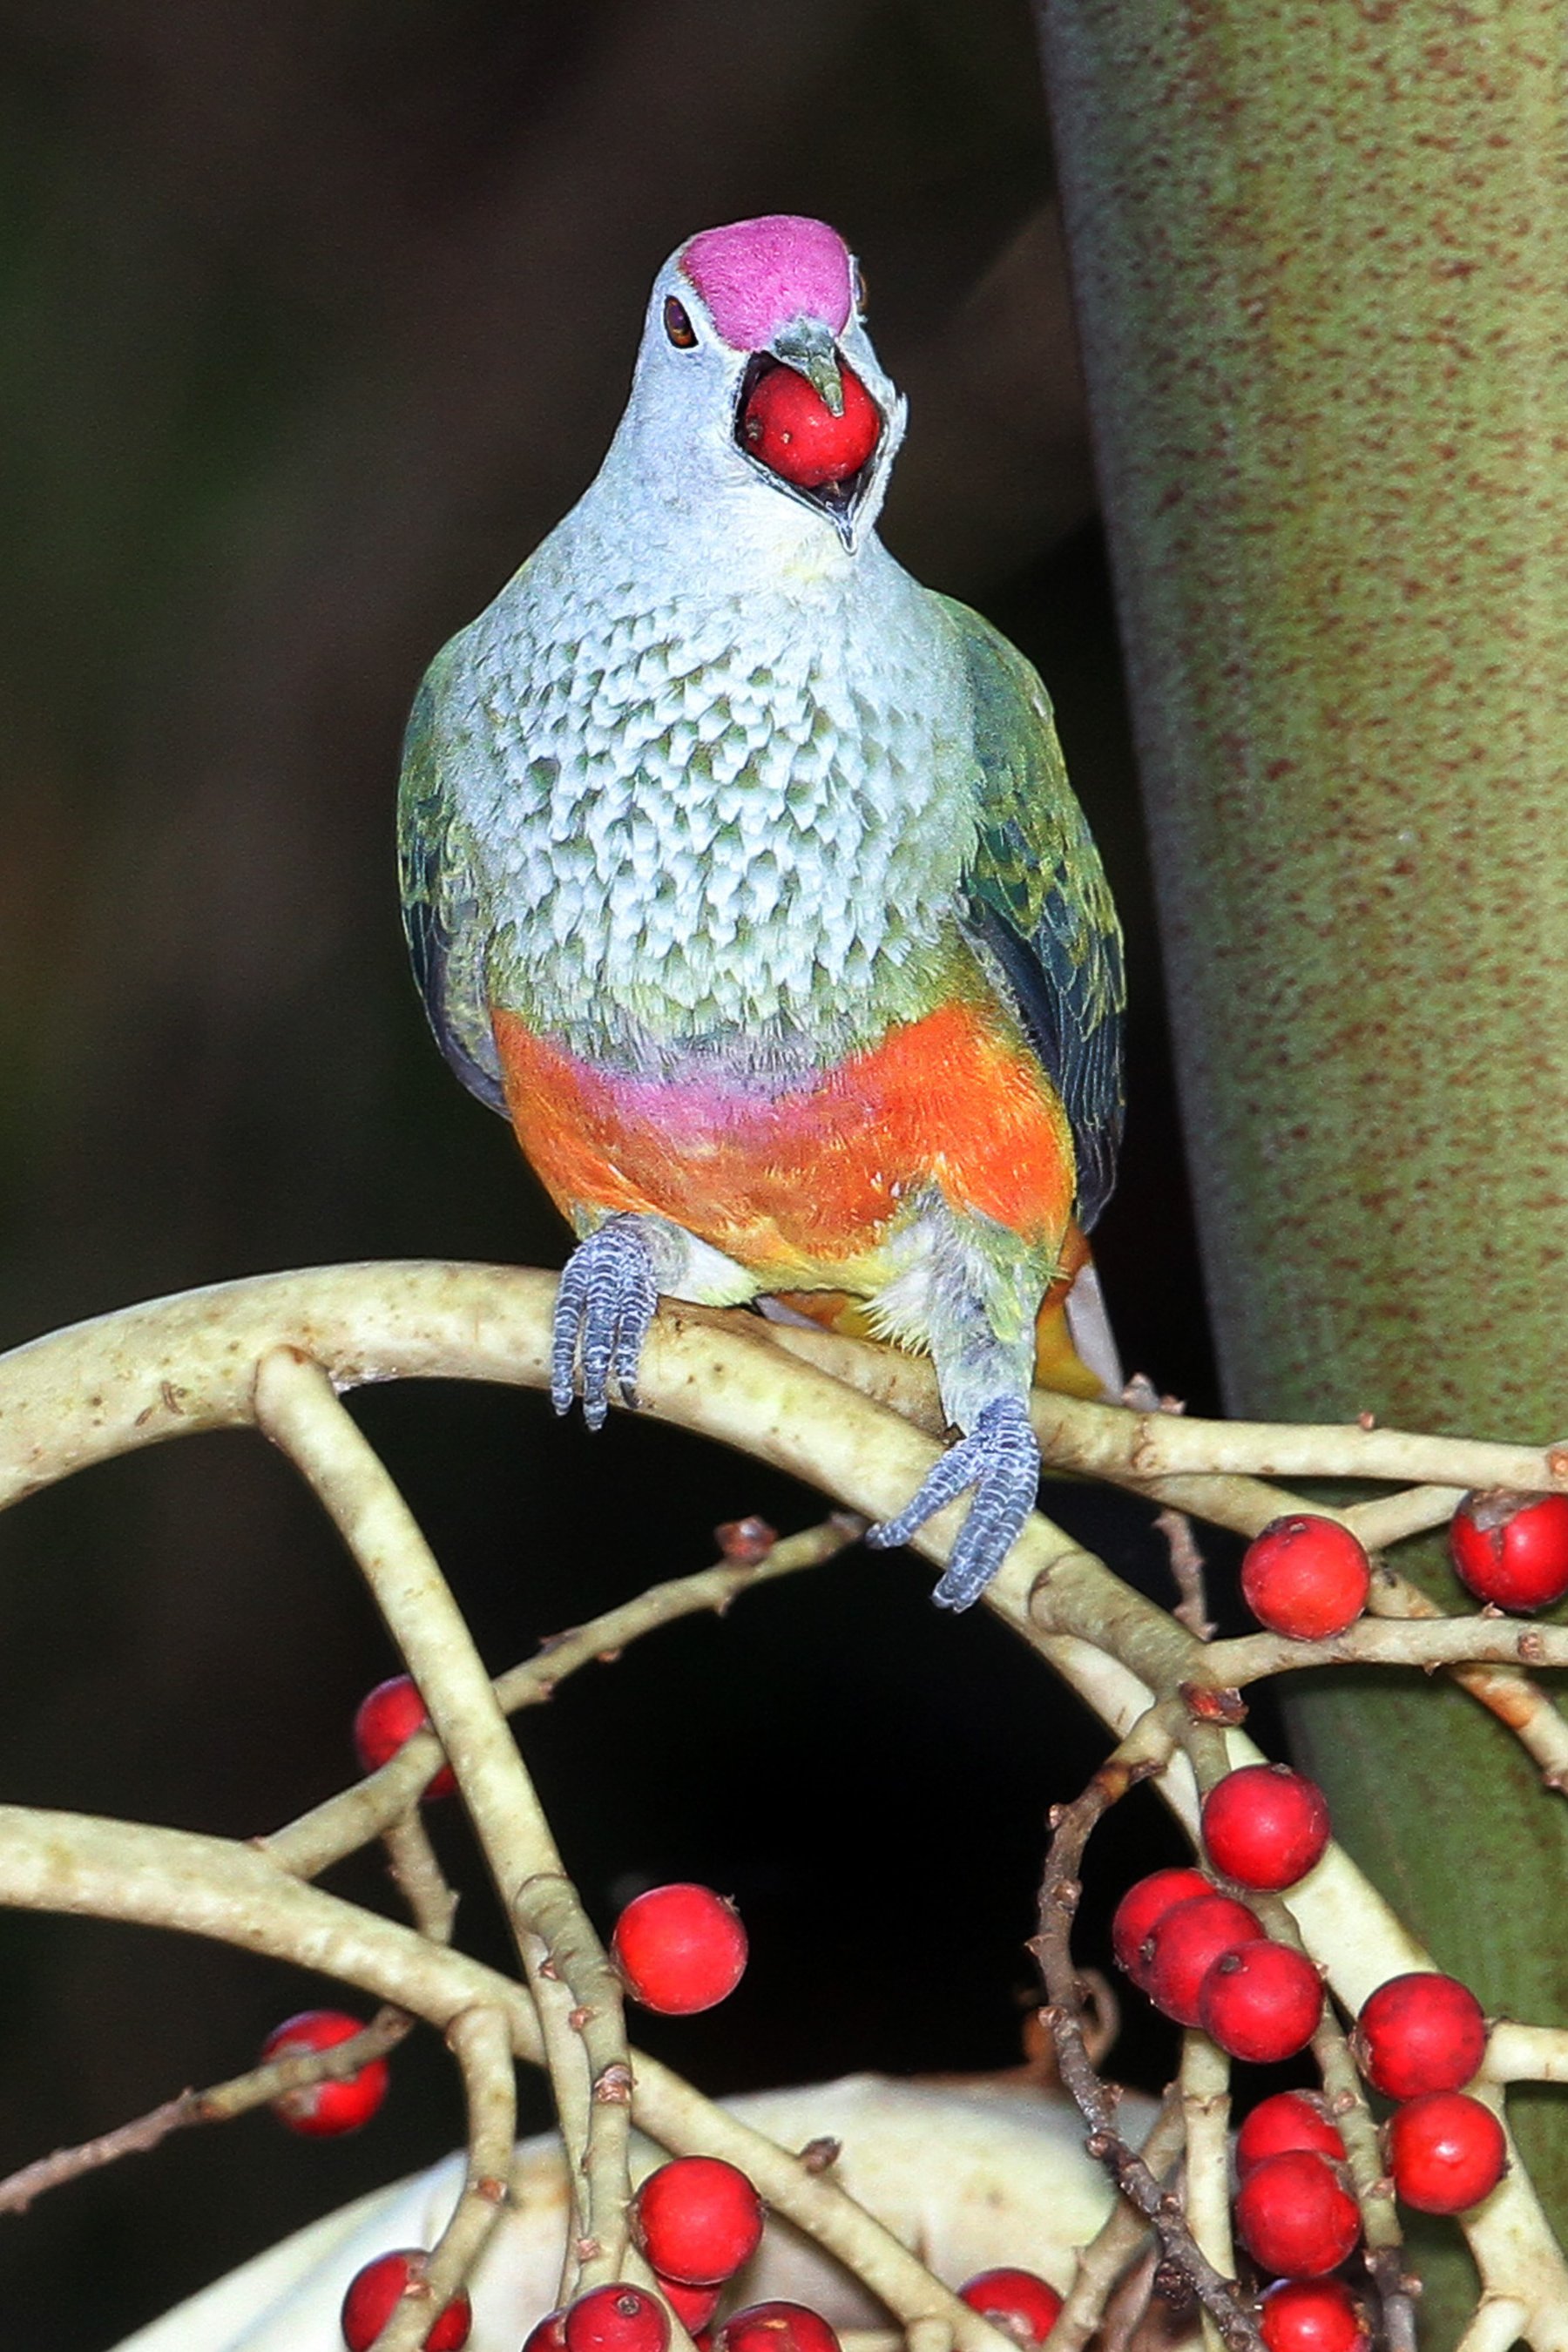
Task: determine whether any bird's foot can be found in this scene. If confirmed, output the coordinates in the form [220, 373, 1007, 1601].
[864, 1395, 1041, 1612]
[551, 1218, 660, 1429]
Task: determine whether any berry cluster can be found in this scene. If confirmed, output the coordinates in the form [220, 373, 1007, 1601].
[335, 1877, 754, 2351]
[1112, 1762, 1330, 2065]
[332, 1571, 1517, 2351]
[1355, 1972, 1504, 2213]
[1106, 1619, 1508, 2328]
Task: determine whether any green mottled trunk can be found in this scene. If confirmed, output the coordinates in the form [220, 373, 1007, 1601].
[1037, 1, 1568, 2330]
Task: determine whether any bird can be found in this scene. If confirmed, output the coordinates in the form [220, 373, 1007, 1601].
[397, 213, 1124, 1610]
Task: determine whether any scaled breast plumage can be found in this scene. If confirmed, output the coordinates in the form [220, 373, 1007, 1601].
[431, 537, 981, 1062]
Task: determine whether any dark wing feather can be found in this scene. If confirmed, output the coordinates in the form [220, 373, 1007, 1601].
[396, 658, 508, 1118]
[942, 597, 1125, 1231]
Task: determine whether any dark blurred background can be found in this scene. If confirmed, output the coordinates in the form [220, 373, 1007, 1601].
[0, 3, 1227, 2342]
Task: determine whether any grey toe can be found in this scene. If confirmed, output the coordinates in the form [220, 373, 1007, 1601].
[867, 1396, 1040, 1612]
[551, 1220, 660, 1427]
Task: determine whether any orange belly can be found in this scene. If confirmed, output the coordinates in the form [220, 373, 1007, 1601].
[491, 1000, 1076, 1290]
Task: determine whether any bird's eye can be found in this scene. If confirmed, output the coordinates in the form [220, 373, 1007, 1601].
[853, 264, 868, 316]
[664, 296, 698, 348]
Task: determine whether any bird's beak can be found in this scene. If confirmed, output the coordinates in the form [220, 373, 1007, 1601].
[734, 311, 897, 554]
[767, 316, 844, 416]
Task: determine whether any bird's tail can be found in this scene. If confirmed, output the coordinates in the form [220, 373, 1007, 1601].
[765, 1227, 1124, 1406]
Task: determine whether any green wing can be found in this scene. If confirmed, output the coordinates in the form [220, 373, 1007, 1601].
[395, 642, 507, 1117]
[943, 596, 1125, 1231]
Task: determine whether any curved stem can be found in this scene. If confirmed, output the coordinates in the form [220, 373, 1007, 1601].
[10, 1267, 1568, 2335]
[372, 2004, 517, 2352]
[252, 1348, 645, 2304]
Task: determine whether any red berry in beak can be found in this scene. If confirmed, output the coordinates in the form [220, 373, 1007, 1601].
[742, 362, 880, 490]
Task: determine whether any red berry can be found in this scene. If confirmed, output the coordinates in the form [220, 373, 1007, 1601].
[1144, 1891, 1265, 2027]
[634, 2157, 764, 2284]
[716, 2305, 841, 2352]
[1260, 2278, 1368, 2352]
[1234, 2151, 1361, 2279]
[1201, 1765, 1332, 1891]
[741, 365, 881, 490]
[1199, 1942, 1323, 2065]
[1237, 2092, 1347, 2180]
[1241, 1517, 1370, 1640]
[957, 2268, 1064, 2345]
[657, 2280, 721, 2333]
[354, 1675, 456, 1798]
[564, 2285, 671, 2352]
[341, 2251, 471, 2351]
[1388, 2090, 1508, 2214]
[1111, 1867, 1212, 1986]
[1355, 1973, 1487, 2099]
[260, 2008, 390, 2139]
[524, 2317, 571, 2352]
[1450, 1490, 1568, 1612]
[612, 1884, 747, 2014]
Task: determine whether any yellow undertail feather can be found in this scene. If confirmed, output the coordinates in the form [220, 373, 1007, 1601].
[768, 1236, 1119, 1408]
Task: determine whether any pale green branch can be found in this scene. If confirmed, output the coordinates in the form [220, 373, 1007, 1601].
[0, 1801, 1013, 2352]
[371, 2004, 517, 2352]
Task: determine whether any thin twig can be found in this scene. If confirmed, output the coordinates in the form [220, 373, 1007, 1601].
[1046, 2089, 1185, 2352]
[0, 2007, 409, 2218]
[1153, 1511, 1214, 1641]
[532, 1940, 595, 2301]
[1098, 2244, 1160, 2352]
[0, 2094, 205, 2220]
[1200, 1616, 1568, 1683]
[266, 1514, 859, 1881]
[1028, 1716, 1264, 2352]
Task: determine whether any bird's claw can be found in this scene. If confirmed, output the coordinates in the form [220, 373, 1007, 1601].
[551, 1219, 660, 1429]
[864, 1395, 1041, 1611]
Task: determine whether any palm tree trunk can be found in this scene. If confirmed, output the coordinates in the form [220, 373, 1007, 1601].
[1037, 3, 1568, 2331]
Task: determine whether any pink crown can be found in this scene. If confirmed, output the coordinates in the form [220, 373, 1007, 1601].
[679, 215, 854, 350]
